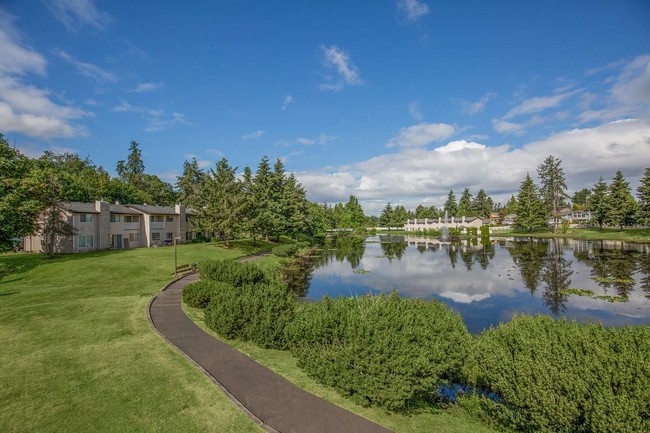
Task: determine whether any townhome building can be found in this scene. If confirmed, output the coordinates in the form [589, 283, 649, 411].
[24, 201, 198, 254]
[404, 215, 485, 232]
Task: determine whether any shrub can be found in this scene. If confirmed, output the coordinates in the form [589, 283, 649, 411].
[204, 274, 296, 349]
[182, 280, 233, 308]
[286, 293, 470, 410]
[462, 314, 650, 433]
[198, 259, 267, 286]
[272, 243, 300, 257]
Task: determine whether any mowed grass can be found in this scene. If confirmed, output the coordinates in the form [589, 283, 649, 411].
[0, 240, 275, 433]
[493, 227, 650, 242]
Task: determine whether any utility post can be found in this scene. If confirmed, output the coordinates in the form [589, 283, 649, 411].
[173, 237, 182, 276]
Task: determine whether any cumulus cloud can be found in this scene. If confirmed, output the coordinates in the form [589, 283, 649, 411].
[241, 130, 265, 140]
[397, 0, 430, 22]
[45, 0, 112, 32]
[386, 122, 456, 148]
[319, 45, 363, 92]
[296, 118, 650, 215]
[54, 49, 117, 83]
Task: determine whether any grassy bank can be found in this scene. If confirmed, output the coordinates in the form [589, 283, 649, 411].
[492, 227, 650, 242]
[0, 240, 275, 433]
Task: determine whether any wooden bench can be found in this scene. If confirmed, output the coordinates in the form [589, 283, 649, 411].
[172, 263, 196, 277]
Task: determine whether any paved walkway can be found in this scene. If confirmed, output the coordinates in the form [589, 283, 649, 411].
[148, 272, 392, 433]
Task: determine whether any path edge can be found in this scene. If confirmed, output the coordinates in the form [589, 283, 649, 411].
[146, 273, 279, 433]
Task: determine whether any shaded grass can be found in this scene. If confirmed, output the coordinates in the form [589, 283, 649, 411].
[0, 241, 276, 433]
[492, 227, 650, 242]
[183, 303, 504, 433]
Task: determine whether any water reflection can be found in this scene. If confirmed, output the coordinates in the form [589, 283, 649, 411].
[302, 236, 650, 332]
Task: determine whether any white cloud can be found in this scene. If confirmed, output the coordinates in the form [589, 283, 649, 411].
[610, 55, 650, 106]
[319, 45, 363, 92]
[241, 130, 265, 140]
[386, 122, 455, 148]
[113, 101, 189, 132]
[397, 0, 430, 22]
[132, 81, 164, 93]
[54, 49, 117, 83]
[492, 119, 525, 135]
[503, 91, 577, 119]
[282, 94, 294, 110]
[409, 101, 423, 120]
[296, 119, 650, 215]
[296, 137, 315, 145]
[0, 11, 47, 76]
[456, 93, 496, 115]
[45, 0, 112, 32]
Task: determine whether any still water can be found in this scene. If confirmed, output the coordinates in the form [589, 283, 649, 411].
[295, 236, 650, 333]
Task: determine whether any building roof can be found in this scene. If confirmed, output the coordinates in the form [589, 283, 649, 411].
[109, 204, 140, 214]
[127, 204, 178, 215]
[61, 202, 99, 214]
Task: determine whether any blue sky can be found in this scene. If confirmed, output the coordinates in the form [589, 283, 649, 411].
[1, 0, 649, 213]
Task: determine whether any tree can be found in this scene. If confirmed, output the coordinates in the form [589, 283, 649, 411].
[269, 158, 288, 240]
[252, 156, 273, 240]
[504, 195, 518, 214]
[393, 205, 409, 226]
[605, 171, 637, 230]
[38, 175, 75, 258]
[0, 134, 45, 250]
[590, 177, 608, 229]
[345, 195, 367, 229]
[515, 174, 546, 232]
[116, 140, 145, 182]
[379, 203, 394, 227]
[176, 158, 206, 208]
[571, 188, 591, 211]
[458, 188, 473, 216]
[443, 190, 458, 217]
[473, 189, 492, 218]
[637, 167, 650, 226]
[537, 155, 568, 233]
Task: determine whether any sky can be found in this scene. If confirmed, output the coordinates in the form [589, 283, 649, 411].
[1, 0, 649, 214]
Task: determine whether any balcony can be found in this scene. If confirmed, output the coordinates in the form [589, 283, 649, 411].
[150, 222, 165, 229]
[124, 222, 140, 230]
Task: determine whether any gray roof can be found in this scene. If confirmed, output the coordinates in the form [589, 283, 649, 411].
[127, 204, 178, 215]
[110, 204, 140, 214]
[185, 207, 198, 215]
[62, 202, 99, 213]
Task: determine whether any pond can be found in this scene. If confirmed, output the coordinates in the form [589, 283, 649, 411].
[289, 235, 650, 333]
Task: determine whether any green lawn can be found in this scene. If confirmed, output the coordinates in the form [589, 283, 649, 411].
[0, 240, 276, 433]
[492, 227, 650, 242]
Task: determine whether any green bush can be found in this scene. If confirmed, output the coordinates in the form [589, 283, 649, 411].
[204, 274, 296, 349]
[462, 314, 650, 433]
[182, 279, 233, 308]
[480, 225, 490, 237]
[271, 243, 300, 257]
[286, 293, 470, 410]
[198, 259, 267, 286]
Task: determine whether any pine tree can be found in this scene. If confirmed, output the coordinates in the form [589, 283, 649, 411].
[176, 157, 205, 208]
[637, 167, 650, 226]
[240, 166, 258, 244]
[379, 203, 394, 227]
[458, 188, 473, 216]
[606, 171, 637, 230]
[504, 195, 518, 214]
[590, 177, 608, 229]
[345, 195, 366, 228]
[252, 156, 273, 240]
[515, 174, 546, 232]
[473, 189, 492, 218]
[269, 158, 287, 240]
[443, 190, 458, 217]
[537, 155, 568, 233]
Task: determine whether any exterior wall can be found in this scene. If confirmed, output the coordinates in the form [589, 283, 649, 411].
[109, 214, 143, 248]
[72, 211, 99, 253]
[404, 216, 483, 232]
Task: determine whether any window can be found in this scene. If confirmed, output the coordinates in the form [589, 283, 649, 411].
[80, 214, 93, 223]
[166, 232, 174, 240]
[78, 235, 94, 248]
[129, 233, 139, 242]
[150, 215, 164, 222]
[151, 232, 161, 241]
[166, 215, 174, 222]
[124, 215, 139, 223]
[110, 214, 120, 222]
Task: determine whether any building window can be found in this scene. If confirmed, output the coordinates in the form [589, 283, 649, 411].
[151, 215, 164, 223]
[129, 233, 139, 242]
[110, 214, 120, 222]
[151, 232, 161, 241]
[165, 232, 174, 240]
[166, 215, 174, 222]
[80, 214, 93, 223]
[124, 215, 139, 223]
[78, 235, 94, 248]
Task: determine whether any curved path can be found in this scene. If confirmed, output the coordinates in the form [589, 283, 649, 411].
[148, 272, 392, 433]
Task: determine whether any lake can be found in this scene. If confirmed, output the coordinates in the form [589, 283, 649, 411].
[292, 235, 650, 333]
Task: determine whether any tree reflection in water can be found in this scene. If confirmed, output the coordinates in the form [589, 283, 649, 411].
[541, 238, 573, 315]
[508, 238, 548, 295]
[379, 235, 408, 260]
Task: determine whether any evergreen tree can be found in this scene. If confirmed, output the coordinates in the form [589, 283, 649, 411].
[537, 155, 568, 233]
[252, 156, 273, 240]
[393, 205, 409, 226]
[458, 188, 473, 216]
[504, 195, 518, 214]
[281, 173, 309, 237]
[269, 158, 288, 240]
[515, 174, 546, 232]
[379, 203, 394, 227]
[443, 190, 458, 217]
[473, 189, 492, 218]
[637, 167, 650, 226]
[605, 171, 637, 230]
[176, 157, 205, 208]
[345, 195, 366, 228]
[590, 177, 608, 229]
[116, 140, 145, 183]
[39, 175, 75, 258]
[240, 166, 258, 244]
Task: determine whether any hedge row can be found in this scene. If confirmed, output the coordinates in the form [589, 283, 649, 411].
[198, 259, 267, 286]
[182, 279, 233, 308]
[189, 258, 649, 432]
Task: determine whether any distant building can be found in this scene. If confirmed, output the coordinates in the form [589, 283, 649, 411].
[404, 215, 484, 232]
[24, 201, 199, 254]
